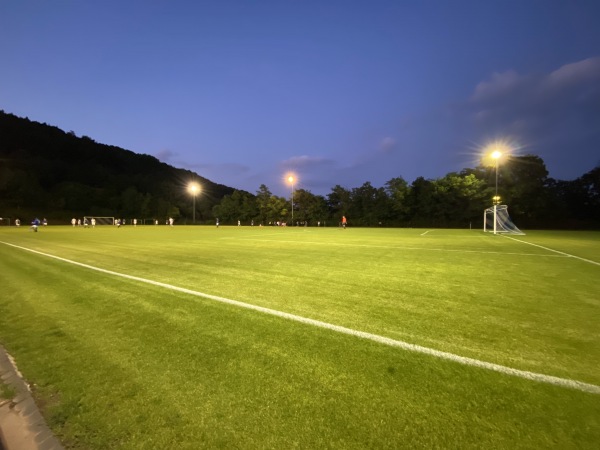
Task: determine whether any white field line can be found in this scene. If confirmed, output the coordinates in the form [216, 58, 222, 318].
[503, 236, 600, 267]
[420, 230, 433, 236]
[237, 238, 568, 258]
[1, 241, 599, 395]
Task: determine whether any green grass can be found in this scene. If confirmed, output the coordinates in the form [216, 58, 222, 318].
[0, 380, 16, 401]
[0, 225, 599, 448]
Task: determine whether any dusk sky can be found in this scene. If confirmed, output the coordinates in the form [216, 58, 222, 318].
[2, 1, 599, 196]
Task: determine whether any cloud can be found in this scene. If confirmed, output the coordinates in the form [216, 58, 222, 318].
[470, 57, 600, 122]
[471, 69, 526, 103]
[154, 148, 178, 162]
[190, 162, 251, 175]
[279, 155, 336, 170]
[380, 137, 397, 153]
[544, 57, 600, 91]
[465, 57, 600, 179]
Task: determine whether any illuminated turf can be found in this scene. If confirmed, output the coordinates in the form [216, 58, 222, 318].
[1, 226, 599, 448]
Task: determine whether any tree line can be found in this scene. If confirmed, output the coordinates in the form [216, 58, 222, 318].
[1, 110, 598, 229]
[213, 157, 599, 229]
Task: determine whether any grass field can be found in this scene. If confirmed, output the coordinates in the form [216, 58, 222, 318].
[0, 225, 599, 449]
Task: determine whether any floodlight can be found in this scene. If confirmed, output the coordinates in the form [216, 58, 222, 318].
[188, 182, 201, 224]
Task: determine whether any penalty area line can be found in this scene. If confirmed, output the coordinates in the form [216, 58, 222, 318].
[503, 236, 600, 267]
[1, 241, 599, 395]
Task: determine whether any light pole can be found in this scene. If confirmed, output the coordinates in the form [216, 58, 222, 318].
[492, 150, 501, 197]
[189, 183, 200, 224]
[288, 175, 294, 224]
[491, 150, 502, 234]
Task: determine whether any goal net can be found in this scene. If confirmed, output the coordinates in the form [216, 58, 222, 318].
[84, 216, 115, 226]
[483, 205, 525, 235]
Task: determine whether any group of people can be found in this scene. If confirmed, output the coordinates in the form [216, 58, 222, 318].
[12, 218, 47, 229]
[71, 217, 95, 227]
[28, 217, 47, 232]
[12, 215, 348, 230]
[219, 216, 348, 228]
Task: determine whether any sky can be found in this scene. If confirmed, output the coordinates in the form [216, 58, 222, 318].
[2, 0, 599, 196]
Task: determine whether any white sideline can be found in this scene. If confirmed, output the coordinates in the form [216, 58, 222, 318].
[503, 236, 600, 266]
[1, 241, 599, 395]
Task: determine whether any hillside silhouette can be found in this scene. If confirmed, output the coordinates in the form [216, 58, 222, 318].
[0, 111, 236, 224]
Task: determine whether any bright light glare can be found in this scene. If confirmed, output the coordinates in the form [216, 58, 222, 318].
[188, 182, 200, 194]
[285, 173, 297, 185]
[482, 140, 512, 166]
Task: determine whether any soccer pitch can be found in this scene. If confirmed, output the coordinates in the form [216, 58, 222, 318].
[0, 226, 599, 448]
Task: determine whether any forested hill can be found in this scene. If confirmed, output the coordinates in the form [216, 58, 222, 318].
[0, 110, 236, 223]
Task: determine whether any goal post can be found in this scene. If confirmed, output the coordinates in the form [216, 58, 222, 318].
[483, 205, 525, 235]
[84, 216, 115, 226]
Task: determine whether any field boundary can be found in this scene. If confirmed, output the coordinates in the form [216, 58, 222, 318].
[1, 240, 599, 395]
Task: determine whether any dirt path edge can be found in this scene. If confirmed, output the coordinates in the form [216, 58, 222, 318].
[0, 346, 64, 450]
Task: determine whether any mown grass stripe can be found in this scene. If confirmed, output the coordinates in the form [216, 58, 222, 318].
[238, 238, 569, 258]
[2, 240, 599, 395]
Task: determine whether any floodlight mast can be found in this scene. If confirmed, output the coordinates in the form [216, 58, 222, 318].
[491, 150, 502, 235]
[189, 183, 200, 224]
[288, 176, 294, 223]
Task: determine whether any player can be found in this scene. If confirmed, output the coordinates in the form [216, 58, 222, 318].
[31, 217, 40, 232]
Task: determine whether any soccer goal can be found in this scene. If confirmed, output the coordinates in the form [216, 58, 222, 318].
[483, 205, 525, 235]
[84, 216, 115, 226]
